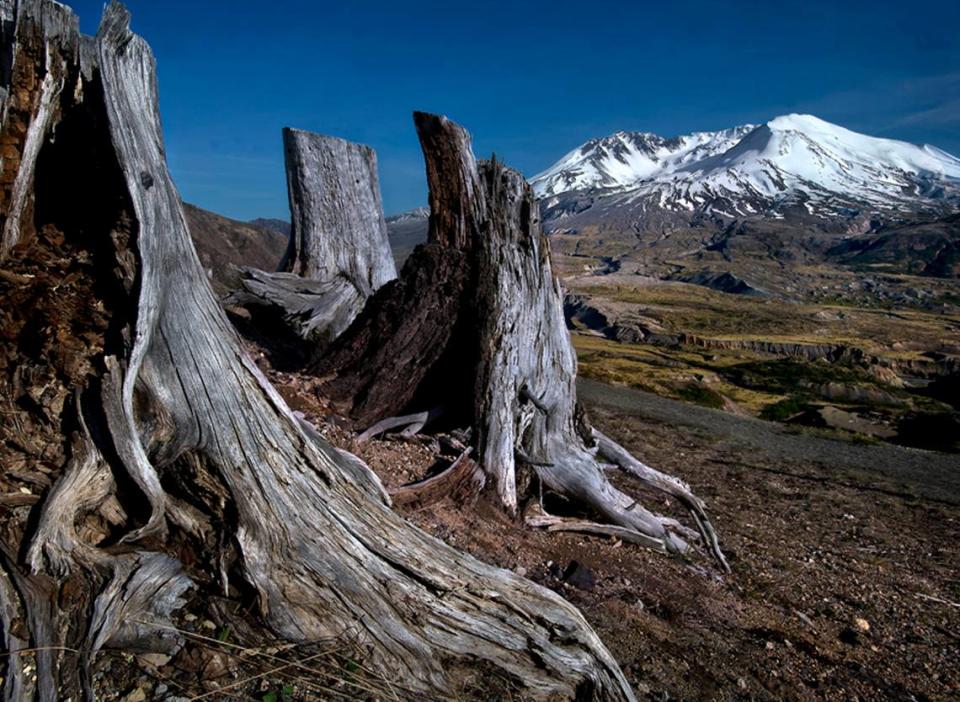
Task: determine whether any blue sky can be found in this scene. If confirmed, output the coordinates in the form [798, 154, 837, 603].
[69, 0, 960, 221]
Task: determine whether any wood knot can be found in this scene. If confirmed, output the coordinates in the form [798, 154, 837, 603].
[140, 171, 154, 189]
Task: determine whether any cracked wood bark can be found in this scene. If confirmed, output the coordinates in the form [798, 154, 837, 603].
[1, 2, 634, 699]
[279, 128, 396, 290]
[228, 130, 397, 345]
[315, 113, 483, 424]
[316, 113, 728, 567]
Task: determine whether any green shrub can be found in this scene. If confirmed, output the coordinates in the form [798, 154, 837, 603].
[677, 383, 726, 409]
[760, 397, 809, 421]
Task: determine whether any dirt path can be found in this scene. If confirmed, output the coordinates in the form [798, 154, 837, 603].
[578, 378, 960, 506]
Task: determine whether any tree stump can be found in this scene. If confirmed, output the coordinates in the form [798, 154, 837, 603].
[0, 3, 636, 699]
[317, 113, 728, 568]
[228, 129, 397, 345]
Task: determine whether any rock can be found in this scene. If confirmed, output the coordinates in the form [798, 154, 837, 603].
[137, 652, 172, 668]
[562, 561, 596, 591]
[853, 617, 870, 633]
[794, 406, 897, 439]
[202, 651, 231, 679]
[120, 686, 149, 702]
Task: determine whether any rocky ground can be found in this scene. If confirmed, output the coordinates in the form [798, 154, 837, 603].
[50, 208, 956, 701]
[243, 356, 959, 701]
[24, 327, 955, 702]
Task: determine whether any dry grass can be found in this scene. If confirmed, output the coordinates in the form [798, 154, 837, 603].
[573, 333, 787, 414]
[572, 282, 959, 353]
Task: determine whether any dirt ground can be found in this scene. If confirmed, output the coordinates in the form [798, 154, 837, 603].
[6, 308, 956, 700]
[329, 380, 960, 701]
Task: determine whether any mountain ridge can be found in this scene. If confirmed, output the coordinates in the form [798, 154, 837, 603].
[532, 114, 960, 225]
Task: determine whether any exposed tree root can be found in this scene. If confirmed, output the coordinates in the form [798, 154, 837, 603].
[389, 448, 485, 509]
[357, 408, 444, 443]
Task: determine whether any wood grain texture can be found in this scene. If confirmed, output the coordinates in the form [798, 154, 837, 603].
[233, 129, 397, 343]
[6, 4, 636, 700]
[280, 127, 396, 291]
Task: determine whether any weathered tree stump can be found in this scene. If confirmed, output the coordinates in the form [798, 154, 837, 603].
[0, 3, 636, 700]
[317, 113, 728, 568]
[279, 128, 396, 290]
[228, 129, 397, 345]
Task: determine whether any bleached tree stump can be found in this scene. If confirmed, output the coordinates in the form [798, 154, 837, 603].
[279, 128, 396, 290]
[229, 129, 397, 345]
[0, 3, 636, 699]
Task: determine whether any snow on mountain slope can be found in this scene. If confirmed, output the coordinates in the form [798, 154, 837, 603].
[533, 125, 755, 197]
[532, 115, 960, 220]
[385, 206, 429, 223]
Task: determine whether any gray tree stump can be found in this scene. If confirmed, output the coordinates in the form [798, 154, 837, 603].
[229, 129, 398, 345]
[0, 3, 635, 700]
[317, 113, 729, 569]
[279, 128, 396, 292]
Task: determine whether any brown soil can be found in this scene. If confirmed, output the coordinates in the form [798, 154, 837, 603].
[291, 367, 959, 701]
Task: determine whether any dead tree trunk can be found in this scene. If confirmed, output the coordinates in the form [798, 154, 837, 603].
[278, 128, 396, 289]
[228, 129, 397, 344]
[0, 0, 80, 259]
[317, 113, 728, 569]
[0, 2, 635, 699]
[315, 115, 485, 424]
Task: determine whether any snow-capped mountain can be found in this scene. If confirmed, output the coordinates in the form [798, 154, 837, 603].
[532, 114, 960, 223]
[385, 206, 429, 223]
[533, 125, 756, 198]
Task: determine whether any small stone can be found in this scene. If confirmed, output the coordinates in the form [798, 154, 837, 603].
[137, 653, 171, 668]
[515, 566, 527, 577]
[201, 619, 216, 631]
[120, 687, 148, 702]
[562, 561, 596, 591]
[202, 652, 230, 679]
[853, 617, 870, 633]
